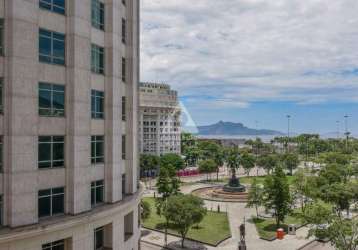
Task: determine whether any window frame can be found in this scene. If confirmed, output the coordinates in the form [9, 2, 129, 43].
[121, 96, 126, 121]
[38, 187, 65, 218]
[91, 90, 104, 119]
[94, 226, 104, 250]
[39, 0, 66, 15]
[91, 44, 105, 74]
[0, 78, 3, 114]
[0, 19, 4, 56]
[91, 0, 105, 30]
[39, 28, 66, 66]
[91, 135, 104, 164]
[122, 57, 126, 82]
[39, 82, 65, 117]
[38, 136, 65, 169]
[91, 180, 104, 207]
[122, 135, 126, 160]
[42, 239, 65, 250]
[0, 195, 2, 226]
[122, 18, 126, 44]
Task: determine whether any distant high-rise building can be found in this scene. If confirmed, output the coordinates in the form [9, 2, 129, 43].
[139, 82, 181, 155]
[0, 0, 141, 249]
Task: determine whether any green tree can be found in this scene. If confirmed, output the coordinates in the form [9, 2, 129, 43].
[226, 148, 241, 182]
[155, 164, 180, 246]
[181, 132, 196, 153]
[198, 159, 217, 181]
[164, 195, 207, 248]
[304, 201, 358, 250]
[257, 154, 278, 174]
[156, 165, 180, 199]
[140, 200, 151, 222]
[183, 145, 200, 167]
[292, 168, 314, 212]
[140, 154, 160, 187]
[263, 165, 292, 228]
[246, 178, 263, 217]
[241, 152, 256, 176]
[322, 183, 354, 217]
[282, 153, 299, 176]
[160, 153, 185, 171]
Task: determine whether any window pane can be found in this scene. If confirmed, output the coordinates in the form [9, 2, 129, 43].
[91, 187, 95, 205]
[38, 197, 51, 217]
[53, 40, 65, 58]
[96, 186, 103, 203]
[95, 228, 104, 249]
[52, 194, 64, 214]
[39, 142, 51, 168]
[39, 29, 65, 65]
[39, 89, 51, 109]
[96, 141, 104, 160]
[39, 36, 51, 57]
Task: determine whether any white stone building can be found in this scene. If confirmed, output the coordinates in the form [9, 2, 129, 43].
[0, 0, 141, 249]
[139, 82, 181, 156]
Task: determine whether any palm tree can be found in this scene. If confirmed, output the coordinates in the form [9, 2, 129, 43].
[226, 148, 241, 186]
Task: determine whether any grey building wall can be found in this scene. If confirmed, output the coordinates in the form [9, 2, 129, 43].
[0, 0, 141, 249]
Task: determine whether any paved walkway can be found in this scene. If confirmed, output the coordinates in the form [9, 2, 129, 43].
[142, 183, 315, 250]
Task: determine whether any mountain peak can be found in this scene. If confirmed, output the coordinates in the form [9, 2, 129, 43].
[197, 121, 283, 136]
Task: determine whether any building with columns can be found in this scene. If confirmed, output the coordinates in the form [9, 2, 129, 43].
[139, 82, 181, 156]
[0, 0, 141, 249]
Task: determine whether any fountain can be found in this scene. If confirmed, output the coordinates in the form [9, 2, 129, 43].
[192, 149, 248, 202]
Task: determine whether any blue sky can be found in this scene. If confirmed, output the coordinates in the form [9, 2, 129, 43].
[140, 0, 358, 135]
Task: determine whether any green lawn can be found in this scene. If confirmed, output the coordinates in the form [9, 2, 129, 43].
[142, 197, 231, 245]
[251, 211, 303, 240]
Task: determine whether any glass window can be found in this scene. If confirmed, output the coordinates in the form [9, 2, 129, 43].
[122, 174, 126, 195]
[38, 187, 64, 218]
[39, 28, 65, 65]
[38, 136, 65, 168]
[91, 180, 104, 207]
[122, 57, 126, 82]
[0, 195, 2, 226]
[122, 135, 126, 160]
[94, 227, 104, 250]
[42, 239, 65, 250]
[91, 44, 104, 74]
[39, 82, 65, 117]
[0, 19, 4, 55]
[122, 96, 126, 121]
[39, 0, 65, 15]
[91, 136, 104, 164]
[0, 78, 2, 114]
[91, 0, 105, 30]
[124, 212, 134, 241]
[0, 137, 2, 173]
[91, 90, 104, 119]
[122, 18, 126, 44]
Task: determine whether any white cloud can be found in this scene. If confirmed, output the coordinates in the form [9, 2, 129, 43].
[140, 0, 358, 107]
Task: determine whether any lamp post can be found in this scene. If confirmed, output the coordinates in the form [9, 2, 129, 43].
[255, 120, 259, 176]
[344, 115, 350, 152]
[286, 115, 291, 153]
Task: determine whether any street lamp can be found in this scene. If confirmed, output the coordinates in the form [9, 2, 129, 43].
[344, 115, 350, 152]
[286, 115, 291, 153]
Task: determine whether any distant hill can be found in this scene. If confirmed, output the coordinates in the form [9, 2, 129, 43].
[197, 121, 284, 136]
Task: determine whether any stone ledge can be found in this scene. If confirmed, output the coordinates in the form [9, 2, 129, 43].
[0, 185, 144, 243]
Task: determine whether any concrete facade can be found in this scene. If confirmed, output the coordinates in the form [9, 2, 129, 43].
[139, 82, 181, 156]
[0, 0, 141, 249]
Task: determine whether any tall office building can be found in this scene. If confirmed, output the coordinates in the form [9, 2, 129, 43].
[139, 82, 181, 156]
[0, 0, 140, 249]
